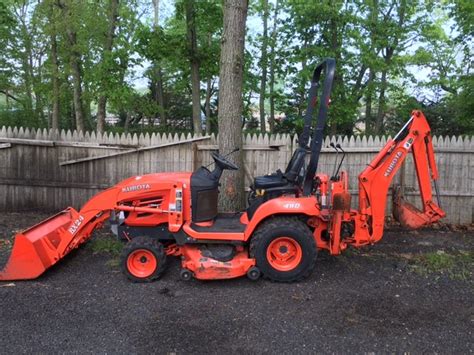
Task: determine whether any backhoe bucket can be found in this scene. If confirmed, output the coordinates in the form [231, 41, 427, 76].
[0, 208, 79, 281]
[392, 186, 432, 229]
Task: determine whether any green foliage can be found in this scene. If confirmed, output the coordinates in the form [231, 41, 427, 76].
[411, 250, 473, 281]
[274, 115, 304, 136]
[450, 0, 474, 42]
[90, 237, 123, 256]
[0, 0, 471, 136]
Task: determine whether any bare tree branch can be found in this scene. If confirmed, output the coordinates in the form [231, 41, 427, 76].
[0, 90, 22, 103]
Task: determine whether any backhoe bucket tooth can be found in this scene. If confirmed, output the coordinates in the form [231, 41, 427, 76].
[392, 186, 430, 229]
[0, 209, 79, 281]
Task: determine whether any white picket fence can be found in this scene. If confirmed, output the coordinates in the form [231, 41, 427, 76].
[0, 126, 472, 224]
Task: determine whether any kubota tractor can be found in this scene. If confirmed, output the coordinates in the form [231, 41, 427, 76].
[0, 59, 445, 283]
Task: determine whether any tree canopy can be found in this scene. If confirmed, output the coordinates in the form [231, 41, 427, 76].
[0, 0, 472, 136]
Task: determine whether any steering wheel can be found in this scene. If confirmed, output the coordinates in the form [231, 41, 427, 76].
[211, 152, 239, 170]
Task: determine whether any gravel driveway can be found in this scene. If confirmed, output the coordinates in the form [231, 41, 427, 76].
[0, 212, 472, 353]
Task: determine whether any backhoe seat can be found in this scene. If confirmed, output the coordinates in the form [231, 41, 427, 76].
[254, 172, 287, 189]
[248, 148, 307, 221]
[252, 147, 306, 190]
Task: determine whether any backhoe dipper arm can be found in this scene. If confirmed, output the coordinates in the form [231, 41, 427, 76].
[357, 110, 445, 244]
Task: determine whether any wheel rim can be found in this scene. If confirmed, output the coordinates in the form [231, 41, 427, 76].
[266, 237, 303, 271]
[127, 249, 157, 278]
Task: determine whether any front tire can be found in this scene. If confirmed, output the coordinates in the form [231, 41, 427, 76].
[121, 236, 167, 282]
[250, 217, 317, 282]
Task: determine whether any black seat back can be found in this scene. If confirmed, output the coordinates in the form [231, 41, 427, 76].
[284, 147, 306, 183]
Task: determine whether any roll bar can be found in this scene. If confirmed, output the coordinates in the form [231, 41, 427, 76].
[301, 58, 336, 196]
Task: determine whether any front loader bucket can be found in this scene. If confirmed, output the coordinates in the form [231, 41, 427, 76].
[0, 208, 80, 281]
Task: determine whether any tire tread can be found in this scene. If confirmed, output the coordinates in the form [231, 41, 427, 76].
[120, 236, 167, 282]
[249, 217, 316, 282]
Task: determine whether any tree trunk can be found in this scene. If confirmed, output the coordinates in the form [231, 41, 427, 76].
[204, 33, 213, 134]
[364, 69, 375, 135]
[97, 0, 119, 133]
[364, 0, 377, 135]
[19, 24, 34, 118]
[205, 77, 213, 134]
[268, 0, 279, 133]
[62, 69, 74, 128]
[374, 68, 387, 134]
[154, 69, 166, 125]
[124, 111, 132, 132]
[25, 15, 42, 124]
[152, 0, 166, 126]
[375, 1, 406, 134]
[56, 1, 84, 132]
[50, 31, 60, 130]
[375, 47, 394, 134]
[185, 0, 202, 134]
[258, 0, 269, 133]
[68, 30, 85, 132]
[218, 0, 248, 212]
[96, 97, 107, 132]
[329, 14, 342, 135]
[83, 88, 92, 128]
[297, 36, 309, 117]
[57, 0, 85, 131]
[33, 56, 45, 125]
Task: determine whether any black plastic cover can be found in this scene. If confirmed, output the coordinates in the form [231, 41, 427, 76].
[190, 167, 219, 222]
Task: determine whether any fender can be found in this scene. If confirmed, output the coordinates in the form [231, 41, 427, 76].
[244, 196, 319, 240]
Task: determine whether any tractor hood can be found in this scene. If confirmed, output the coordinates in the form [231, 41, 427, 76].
[116, 172, 192, 190]
[113, 172, 193, 203]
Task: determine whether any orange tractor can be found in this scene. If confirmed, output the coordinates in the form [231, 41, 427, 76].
[0, 59, 445, 283]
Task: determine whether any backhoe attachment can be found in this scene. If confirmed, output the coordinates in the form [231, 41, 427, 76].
[358, 110, 445, 243]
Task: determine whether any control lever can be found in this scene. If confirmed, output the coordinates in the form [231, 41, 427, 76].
[329, 142, 339, 180]
[333, 143, 346, 180]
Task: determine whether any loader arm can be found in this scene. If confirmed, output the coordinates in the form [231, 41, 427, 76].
[357, 110, 445, 244]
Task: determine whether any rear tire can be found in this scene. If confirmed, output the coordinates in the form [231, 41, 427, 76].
[121, 237, 167, 282]
[250, 217, 316, 282]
